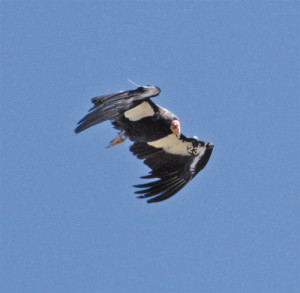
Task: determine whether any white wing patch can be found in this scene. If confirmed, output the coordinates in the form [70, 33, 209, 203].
[148, 134, 206, 157]
[124, 101, 155, 121]
[190, 154, 203, 173]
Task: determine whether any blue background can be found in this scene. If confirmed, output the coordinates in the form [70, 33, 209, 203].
[1, 1, 299, 292]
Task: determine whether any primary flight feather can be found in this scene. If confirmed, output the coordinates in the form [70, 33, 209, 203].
[75, 85, 213, 203]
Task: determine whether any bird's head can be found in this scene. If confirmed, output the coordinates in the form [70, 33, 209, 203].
[171, 119, 181, 136]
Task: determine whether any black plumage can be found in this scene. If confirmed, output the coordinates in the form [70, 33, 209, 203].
[75, 85, 214, 203]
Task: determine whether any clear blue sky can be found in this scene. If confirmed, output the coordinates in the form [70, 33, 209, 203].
[1, 1, 299, 292]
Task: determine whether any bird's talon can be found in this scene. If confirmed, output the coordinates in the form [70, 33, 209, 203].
[108, 130, 128, 147]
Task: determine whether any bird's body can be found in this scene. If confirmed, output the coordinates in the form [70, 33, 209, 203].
[112, 100, 178, 142]
[75, 85, 213, 203]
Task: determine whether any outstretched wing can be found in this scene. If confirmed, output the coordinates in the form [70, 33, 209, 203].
[130, 134, 214, 203]
[75, 86, 160, 133]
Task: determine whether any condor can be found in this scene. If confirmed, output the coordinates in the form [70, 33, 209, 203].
[75, 85, 214, 203]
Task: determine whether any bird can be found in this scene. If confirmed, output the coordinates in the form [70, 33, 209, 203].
[75, 85, 214, 203]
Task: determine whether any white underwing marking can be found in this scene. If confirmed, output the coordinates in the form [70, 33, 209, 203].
[124, 101, 155, 121]
[190, 155, 201, 173]
[189, 146, 207, 172]
[148, 134, 206, 156]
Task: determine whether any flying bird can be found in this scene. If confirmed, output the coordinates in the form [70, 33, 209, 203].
[75, 85, 213, 203]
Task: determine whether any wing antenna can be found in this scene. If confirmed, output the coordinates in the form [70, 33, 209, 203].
[127, 79, 140, 87]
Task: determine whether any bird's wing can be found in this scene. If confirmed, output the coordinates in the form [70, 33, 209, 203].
[130, 134, 214, 203]
[75, 86, 160, 133]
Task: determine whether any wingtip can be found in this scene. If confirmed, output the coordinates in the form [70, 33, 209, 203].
[136, 195, 154, 203]
[140, 174, 155, 179]
[134, 189, 147, 195]
[147, 198, 159, 204]
[74, 121, 86, 134]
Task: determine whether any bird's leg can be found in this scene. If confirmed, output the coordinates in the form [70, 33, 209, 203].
[171, 120, 181, 136]
[108, 130, 128, 147]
